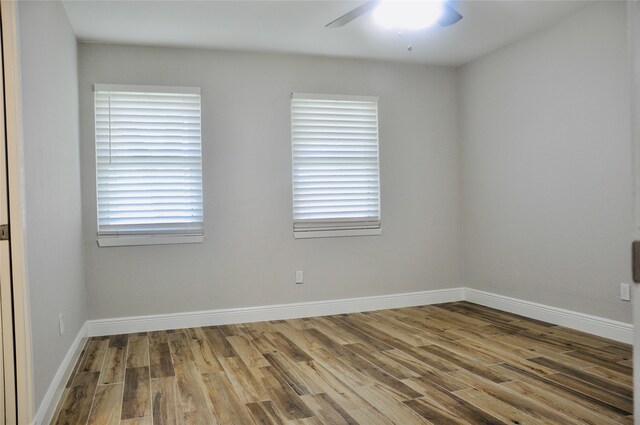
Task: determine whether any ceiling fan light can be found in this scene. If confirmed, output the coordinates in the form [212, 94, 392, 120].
[372, 0, 445, 31]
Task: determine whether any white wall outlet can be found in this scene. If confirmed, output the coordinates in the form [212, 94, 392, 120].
[59, 313, 64, 335]
[295, 270, 304, 284]
[620, 283, 631, 301]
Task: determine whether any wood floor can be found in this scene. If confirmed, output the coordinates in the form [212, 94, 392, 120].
[52, 301, 633, 425]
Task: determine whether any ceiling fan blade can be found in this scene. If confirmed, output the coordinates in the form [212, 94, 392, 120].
[326, 1, 379, 28]
[438, 3, 463, 27]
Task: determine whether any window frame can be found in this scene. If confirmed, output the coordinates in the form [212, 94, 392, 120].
[290, 92, 382, 239]
[93, 83, 204, 247]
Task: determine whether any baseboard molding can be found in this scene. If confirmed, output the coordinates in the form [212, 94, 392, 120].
[86, 287, 465, 336]
[86, 287, 633, 344]
[464, 288, 633, 344]
[34, 322, 88, 425]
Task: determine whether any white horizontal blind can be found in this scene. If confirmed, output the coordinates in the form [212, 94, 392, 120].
[95, 85, 203, 237]
[291, 93, 381, 232]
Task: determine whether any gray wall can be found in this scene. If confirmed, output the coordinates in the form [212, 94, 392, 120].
[459, 1, 633, 323]
[18, 1, 87, 408]
[78, 45, 462, 319]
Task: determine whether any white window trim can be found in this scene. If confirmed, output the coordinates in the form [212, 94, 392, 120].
[93, 83, 201, 95]
[294, 228, 382, 239]
[291, 92, 382, 239]
[94, 83, 204, 245]
[98, 235, 204, 247]
[291, 92, 378, 103]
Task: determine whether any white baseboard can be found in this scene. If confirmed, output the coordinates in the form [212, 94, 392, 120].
[86, 287, 633, 344]
[34, 322, 88, 425]
[87, 288, 465, 336]
[464, 288, 633, 344]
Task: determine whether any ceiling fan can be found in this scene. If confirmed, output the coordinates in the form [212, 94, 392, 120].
[326, 0, 463, 30]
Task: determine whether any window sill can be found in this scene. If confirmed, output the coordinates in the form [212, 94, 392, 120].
[294, 228, 382, 239]
[97, 235, 204, 247]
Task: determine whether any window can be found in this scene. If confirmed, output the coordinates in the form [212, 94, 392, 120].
[94, 84, 203, 247]
[291, 93, 381, 238]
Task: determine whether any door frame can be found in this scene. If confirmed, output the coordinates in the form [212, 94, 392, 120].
[629, 0, 640, 417]
[0, 1, 34, 424]
[0, 0, 16, 417]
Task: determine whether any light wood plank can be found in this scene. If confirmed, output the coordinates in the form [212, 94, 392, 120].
[79, 339, 109, 373]
[173, 361, 218, 424]
[55, 372, 100, 425]
[189, 337, 224, 373]
[226, 335, 269, 368]
[202, 371, 256, 425]
[151, 377, 178, 425]
[100, 345, 127, 385]
[218, 356, 268, 403]
[87, 383, 124, 425]
[127, 336, 149, 368]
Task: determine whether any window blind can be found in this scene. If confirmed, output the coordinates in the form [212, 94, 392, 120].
[94, 84, 203, 238]
[291, 93, 381, 233]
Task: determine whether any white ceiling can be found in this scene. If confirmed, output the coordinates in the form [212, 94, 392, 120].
[61, 0, 591, 66]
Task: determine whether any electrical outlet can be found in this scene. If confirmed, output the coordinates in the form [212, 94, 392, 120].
[295, 270, 304, 284]
[620, 283, 631, 301]
[59, 313, 64, 335]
